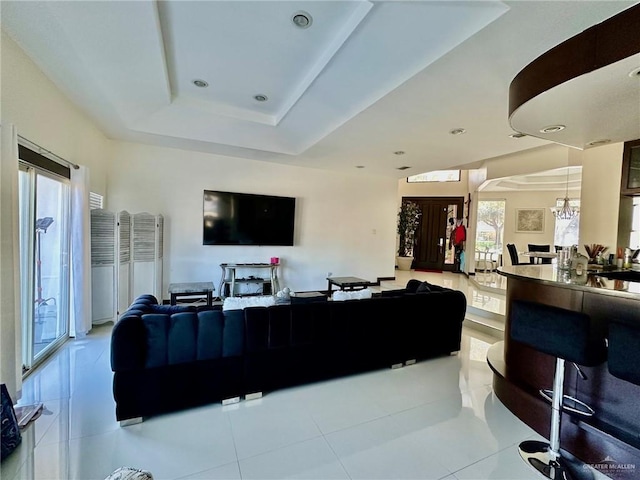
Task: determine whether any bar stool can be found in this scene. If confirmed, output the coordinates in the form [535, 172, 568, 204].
[509, 300, 607, 480]
[607, 320, 640, 388]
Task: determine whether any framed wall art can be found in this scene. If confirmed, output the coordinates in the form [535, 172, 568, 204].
[515, 208, 544, 233]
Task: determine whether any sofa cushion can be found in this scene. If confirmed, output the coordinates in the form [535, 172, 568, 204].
[196, 310, 224, 360]
[222, 310, 245, 357]
[147, 304, 195, 315]
[142, 314, 169, 368]
[405, 279, 423, 293]
[168, 313, 198, 365]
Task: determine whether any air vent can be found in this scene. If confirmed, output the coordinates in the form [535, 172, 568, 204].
[397, 166, 411, 171]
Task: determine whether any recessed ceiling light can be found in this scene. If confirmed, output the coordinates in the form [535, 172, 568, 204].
[192, 79, 208, 88]
[540, 125, 565, 133]
[587, 139, 611, 146]
[397, 166, 411, 171]
[355, 165, 365, 169]
[449, 128, 466, 135]
[628, 66, 640, 78]
[292, 11, 312, 29]
[254, 94, 268, 102]
[509, 132, 527, 139]
[394, 151, 405, 155]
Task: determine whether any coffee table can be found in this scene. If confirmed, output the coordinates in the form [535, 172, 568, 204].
[327, 276, 371, 294]
[168, 282, 215, 306]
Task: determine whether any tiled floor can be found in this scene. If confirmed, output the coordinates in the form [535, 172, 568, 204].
[3, 272, 610, 480]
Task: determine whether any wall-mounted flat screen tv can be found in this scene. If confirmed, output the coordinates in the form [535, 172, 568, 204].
[203, 190, 296, 246]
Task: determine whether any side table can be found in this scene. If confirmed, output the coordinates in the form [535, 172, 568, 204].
[326, 276, 370, 294]
[168, 282, 215, 306]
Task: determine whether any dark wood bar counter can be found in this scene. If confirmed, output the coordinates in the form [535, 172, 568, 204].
[489, 265, 640, 478]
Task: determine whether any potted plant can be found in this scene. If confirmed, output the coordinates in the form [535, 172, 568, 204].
[396, 200, 421, 270]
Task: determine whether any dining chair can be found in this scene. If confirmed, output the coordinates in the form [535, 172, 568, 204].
[506, 244, 525, 266]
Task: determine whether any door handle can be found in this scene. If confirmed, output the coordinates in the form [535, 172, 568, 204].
[439, 238, 444, 246]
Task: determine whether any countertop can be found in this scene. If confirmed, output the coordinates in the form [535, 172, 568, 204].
[497, 264, 640, 298]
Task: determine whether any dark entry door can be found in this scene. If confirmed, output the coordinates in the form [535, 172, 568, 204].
[409, 197, 464, 271]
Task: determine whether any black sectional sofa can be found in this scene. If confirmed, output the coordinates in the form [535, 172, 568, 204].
[110, 281, 467, 423]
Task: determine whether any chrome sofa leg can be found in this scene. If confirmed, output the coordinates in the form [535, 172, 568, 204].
[245, 392, 263, 401]
[119, 417, 143, 427]
[222, 396, 241, 405]
[450, 351, 460, 356]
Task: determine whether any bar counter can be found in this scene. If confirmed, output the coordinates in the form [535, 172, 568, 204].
[489, 265, 640, 476]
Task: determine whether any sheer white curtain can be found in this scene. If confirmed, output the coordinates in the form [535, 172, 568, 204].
[70, 166, 92, 337]
[0, 124, 23, 400]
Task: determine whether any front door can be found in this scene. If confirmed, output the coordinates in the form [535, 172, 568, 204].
[409, 197, 464, 271]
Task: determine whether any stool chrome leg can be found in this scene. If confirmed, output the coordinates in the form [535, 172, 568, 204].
[518, 358, 594, 480]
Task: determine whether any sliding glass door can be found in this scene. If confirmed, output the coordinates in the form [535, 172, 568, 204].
[19, 165, 70, 372]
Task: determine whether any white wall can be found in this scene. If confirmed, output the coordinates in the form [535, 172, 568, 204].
[0, 32, 111, 195]
[576, 143, 624, 253]
[1, 30, 113, 397]
[108, 142, 398, 299]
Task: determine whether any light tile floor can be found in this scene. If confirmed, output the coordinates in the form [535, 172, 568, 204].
[3, 272, 612, 480]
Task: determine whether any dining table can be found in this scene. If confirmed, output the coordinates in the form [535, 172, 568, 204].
[521, 251, 557, 264]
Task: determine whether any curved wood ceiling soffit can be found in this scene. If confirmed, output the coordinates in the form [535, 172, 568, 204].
[509, 4, 640, 149]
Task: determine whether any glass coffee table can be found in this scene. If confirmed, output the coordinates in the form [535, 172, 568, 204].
[326, 276, 371, 294]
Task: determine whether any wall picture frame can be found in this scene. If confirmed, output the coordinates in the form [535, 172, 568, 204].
[516, 208, 544, 233]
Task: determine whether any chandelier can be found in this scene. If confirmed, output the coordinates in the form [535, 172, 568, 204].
[551, 167, 579, 220]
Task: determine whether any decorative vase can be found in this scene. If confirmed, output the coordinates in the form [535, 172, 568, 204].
[396, 256, 414, 271]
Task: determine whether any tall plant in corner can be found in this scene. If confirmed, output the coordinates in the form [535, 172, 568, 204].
[397, 200, 421, 262]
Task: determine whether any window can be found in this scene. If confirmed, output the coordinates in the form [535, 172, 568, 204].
[475, 199, 505, 252]
[553, 198, 580, 247]
[407, 170, 460, 183]
[89, 192, 104, 210]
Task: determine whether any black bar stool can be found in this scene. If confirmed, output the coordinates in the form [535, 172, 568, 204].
[607, 320, 640, 386]
[510, 300, 607, 480]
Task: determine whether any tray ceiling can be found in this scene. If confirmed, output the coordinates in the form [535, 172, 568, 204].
[2, 1, 638, 178]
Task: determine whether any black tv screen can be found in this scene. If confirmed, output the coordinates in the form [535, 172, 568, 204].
[203, 190, 295, 246]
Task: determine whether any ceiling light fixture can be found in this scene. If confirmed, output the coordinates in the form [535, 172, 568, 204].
[449, 128, 466, 135]
[192, 79, 208, 88]
[292, 11, 312, 29]
[254, 94, 268, 102]
[540, 125, 565, 133]
[355, 165, 365, 169]
[628, 66, 640, 78]
[587, 139, 611, 146]
[394, 151, 405, 155]
[397, 166, 411, 170]
[551, 167, 579, 220]
[509, 132, 527, 139]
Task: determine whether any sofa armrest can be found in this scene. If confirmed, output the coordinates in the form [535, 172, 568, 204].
[111, 315, 147, 371]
